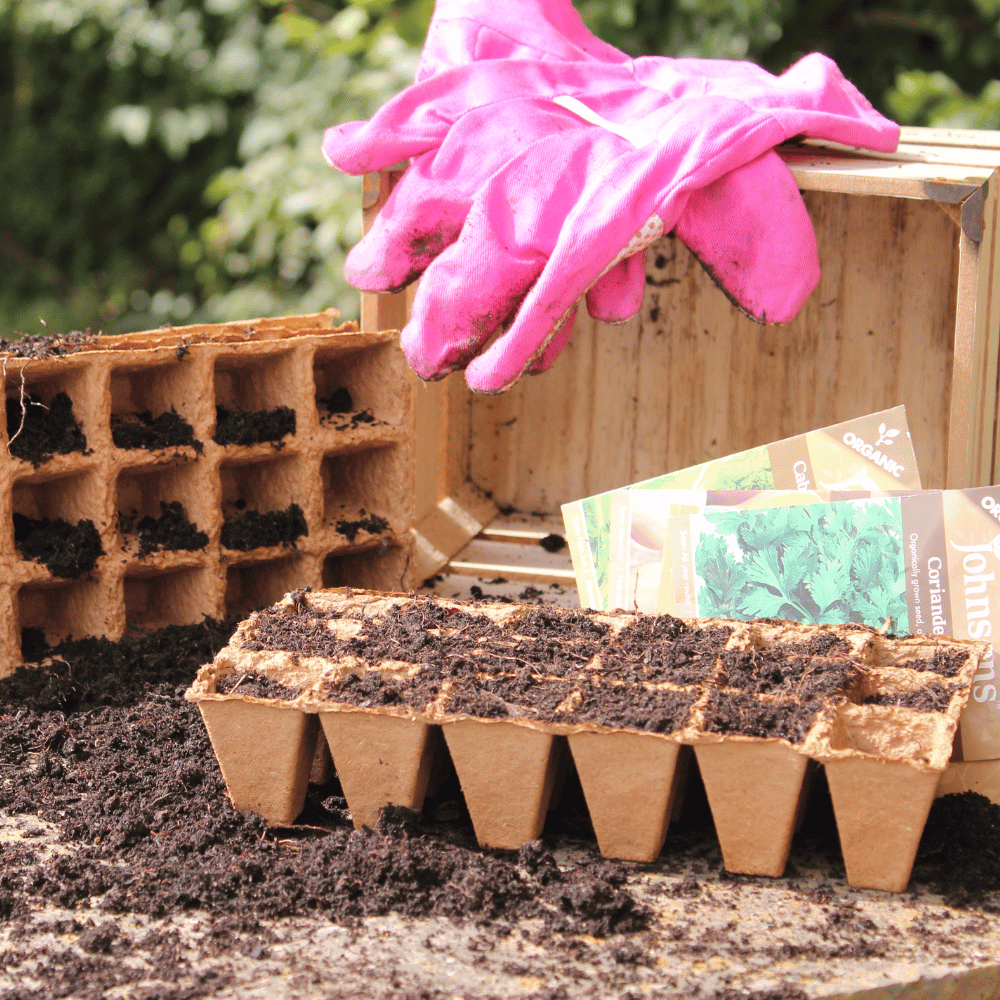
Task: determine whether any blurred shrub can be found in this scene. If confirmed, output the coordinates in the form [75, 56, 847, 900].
[4, 0, 1000, 338]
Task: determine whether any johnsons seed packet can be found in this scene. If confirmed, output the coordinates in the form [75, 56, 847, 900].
[654, 489, 1000, 762]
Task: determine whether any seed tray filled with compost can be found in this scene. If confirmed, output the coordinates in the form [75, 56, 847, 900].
[0, 313, 416, 673]
[187, 588, 987, 893]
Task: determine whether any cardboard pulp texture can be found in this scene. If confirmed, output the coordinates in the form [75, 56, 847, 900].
[185, 589, 987, 893]
[0, 313, 417, 676]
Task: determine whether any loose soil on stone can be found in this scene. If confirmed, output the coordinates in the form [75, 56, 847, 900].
[13, 513, 104, 578]
[120, 501, 209, 557]
[111, 409, 203, 453]
[220, 504, 307, 552]
[0, 620, 650, 939]
[5, 391, 88, 466]
[0, 608, 998, 998]
[213, 406, 295, 447]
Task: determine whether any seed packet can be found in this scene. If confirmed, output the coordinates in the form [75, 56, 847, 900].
[654, 488, 1000, 761]
[562, 406, 921, 610]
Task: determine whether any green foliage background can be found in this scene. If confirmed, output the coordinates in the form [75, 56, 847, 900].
[3, 0, 1000, 337]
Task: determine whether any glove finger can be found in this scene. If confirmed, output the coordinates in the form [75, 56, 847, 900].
[345, 157, 468, 293]
[347, 98, 588, 292]
[585, 252, 646, 324]
[400, 126, 605, 381]
[676, 150, 819, 324]
[527, 304, 578, 374]
[325, 61, 617, 175]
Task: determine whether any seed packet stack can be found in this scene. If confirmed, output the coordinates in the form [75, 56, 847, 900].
[561, 406, 1000, 798]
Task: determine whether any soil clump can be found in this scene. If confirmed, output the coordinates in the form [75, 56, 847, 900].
[111, 409, 203, 453]
[13, 513, 103, 578]
[120, 501, 209, 557]
[220, 503, 307, 552]
[5, 391, 87, 466]
[334, 509, 390, 542]
[213, 406, 295, 447]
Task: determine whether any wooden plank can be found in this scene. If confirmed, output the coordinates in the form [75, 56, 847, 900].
[445, 561, 577, 586]
[948, 177, 1000, 487]
[784, 136, 1000, 169]
[784, 155, 992, 200]
[899, 125, 1000, 149]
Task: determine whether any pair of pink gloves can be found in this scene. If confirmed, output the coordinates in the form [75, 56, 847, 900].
[323, 1, 899, 393]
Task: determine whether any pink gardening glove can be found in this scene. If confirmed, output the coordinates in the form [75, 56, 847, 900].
[325, 54, 897, 391]
[334, 0, 825, 329]
[414, 0, 818, 326]
[333, 0, 881, 333]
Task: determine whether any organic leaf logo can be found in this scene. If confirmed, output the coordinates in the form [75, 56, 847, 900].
[876, 423, 901, 448]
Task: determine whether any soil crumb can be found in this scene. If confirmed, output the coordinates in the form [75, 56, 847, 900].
[120, 501, 209, 557]
[221, 503, 307, 552]
[13, 512, 104, 578]
[111, 409, 203, 453]
[318, 387, 352, 413]
[540, 533, 566, 553]
[335, 509, 390, 543]
[213, 406, 295, 447]
[6, 391, 88, 466]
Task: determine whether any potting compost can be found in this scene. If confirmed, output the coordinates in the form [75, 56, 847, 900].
[1, 587, 999, 998]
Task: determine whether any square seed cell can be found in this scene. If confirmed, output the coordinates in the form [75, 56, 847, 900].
[123, 566, 219, 636]
[17, 578, 109, 650]
[322, 544, 410, 592]
[116, 461, 213, 553]
[13, 470, 104, 540]
[321, 445, 409, 533]
[5, 362, 96, 464]
[225, 556, 315, 619]
[109, 356, 205, 451]
[314, 341, 408, 427]
[220, 454, 309, 521]
[213, 348, 304, 443]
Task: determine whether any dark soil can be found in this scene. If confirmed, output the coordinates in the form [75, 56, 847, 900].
[539, 533, 566, 553]
[245, 600, 972, 743]
[216, 670, 304, 701]
[335, 509, 390, 542]
[863, 681, 959, 713]
[318, 387, 353, 413]
[892, 649, 975, 678]
[6, 391, 88, 466]
[701, 689, 823, 744]
[120, 501, 209, 557]
[914, 790, 1000, 908]
[0, 329, 98, 359]
[13, 513, 104, 579]
[213, 406, 295, 447]
[220, 503, 307, 552]
[720, 647, 857, 700]
[0, 620, 651, 939]
[111, 409, 203, 453]
[0, 613, 998, 1000]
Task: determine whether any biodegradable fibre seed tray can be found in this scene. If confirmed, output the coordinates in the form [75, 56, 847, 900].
[0, 314, 416, 676]
[186, 588, 988, 893]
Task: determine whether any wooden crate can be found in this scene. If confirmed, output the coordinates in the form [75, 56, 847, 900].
[361, 126, 1000, 587]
